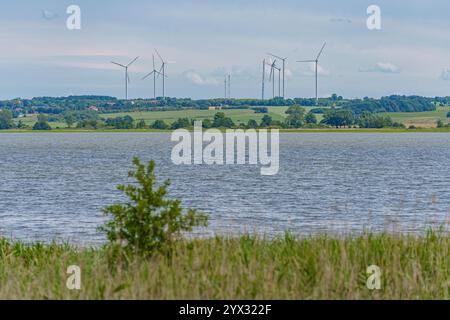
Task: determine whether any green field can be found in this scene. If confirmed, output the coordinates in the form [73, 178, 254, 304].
[12, 105, 450, 130]
[0, 232, 448, 299]
[101, 107, 291, 126]
[384, 106, 450, 128]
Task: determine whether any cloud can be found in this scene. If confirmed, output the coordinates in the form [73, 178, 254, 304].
[440, 68, 450, 80]
[42, 10, 59, 20]
[359, 62, 401, 74]
[182, 70, 219, 86]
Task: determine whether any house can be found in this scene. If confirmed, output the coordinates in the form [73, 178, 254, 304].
[88, 106, 99, 112]
[208, 106, 223, 111]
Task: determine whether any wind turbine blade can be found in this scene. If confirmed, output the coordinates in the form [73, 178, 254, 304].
[152, 55, 155, 70]
[268, 53, 287, 61]
[142, 71, 154, 80]
[127, 73, 131, 83]
[111, 61, 126, 68]
[297, 60, 316, 63]
[156, 70, 168, 79]
[127, 56, 139, 67]
[155, 49, 164, 63]
[316, 42, 326, 60]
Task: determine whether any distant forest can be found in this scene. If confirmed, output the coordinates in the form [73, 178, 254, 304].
[0, 94, 444, 117]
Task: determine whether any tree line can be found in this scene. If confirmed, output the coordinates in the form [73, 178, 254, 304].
[0, 94, 438, 117]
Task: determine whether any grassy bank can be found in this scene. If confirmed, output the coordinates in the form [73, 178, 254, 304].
[2, 127, 450, 133]
[0, 232, 448, 299]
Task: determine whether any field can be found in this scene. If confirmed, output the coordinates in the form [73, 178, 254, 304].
[384, 106, 450, 128]
[0, 232, 448, 299]
[12, 106, 450, 129]
[100, 107, 294, 126]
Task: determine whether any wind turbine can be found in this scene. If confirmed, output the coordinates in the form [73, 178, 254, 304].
[297, 42, 326, 105]
[268, 53, 287, 98]
[111, 56, 139, 100]
[155, 49, 169, 99]
[142, 55, 164, 99]
[266, 59, 280, 99]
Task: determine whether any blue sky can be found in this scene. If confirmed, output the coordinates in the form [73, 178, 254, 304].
[1, 0, 450, 99]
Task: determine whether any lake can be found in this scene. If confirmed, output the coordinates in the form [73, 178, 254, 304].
[0, 132, 449, 245]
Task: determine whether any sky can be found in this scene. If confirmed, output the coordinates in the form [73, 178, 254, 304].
[1, 0, 450, 100]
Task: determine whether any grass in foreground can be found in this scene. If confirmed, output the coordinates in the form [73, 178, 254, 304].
[0, 232, 448, 300]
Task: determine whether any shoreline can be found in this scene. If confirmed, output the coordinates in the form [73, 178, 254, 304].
[2, 128, 450, 134]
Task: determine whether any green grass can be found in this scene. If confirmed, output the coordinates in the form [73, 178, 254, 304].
[384, 106, 450, 128]
[0, 232, 448, 299]
[11, 105, 450, 130]
[101, 107, 289, 126]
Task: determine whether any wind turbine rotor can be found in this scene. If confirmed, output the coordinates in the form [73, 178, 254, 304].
[127, 56, 139, 67]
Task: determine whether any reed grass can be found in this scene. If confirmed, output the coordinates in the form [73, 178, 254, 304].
[0, 232, 448, 299]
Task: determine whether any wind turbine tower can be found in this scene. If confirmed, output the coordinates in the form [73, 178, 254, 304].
[266, 59, 278, 99]
[111, 56, 139, 100]
[268, 53, 287, 98]
[142, 55, 164, 99]
[297, 42, 326, 105]
[155, 49, 170, 99]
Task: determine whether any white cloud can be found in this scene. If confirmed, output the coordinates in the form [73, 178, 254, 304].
[182, 70, 219, 86]
[359, 62, 401, 74]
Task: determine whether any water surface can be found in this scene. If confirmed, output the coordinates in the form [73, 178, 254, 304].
[0, 133, 449, 244]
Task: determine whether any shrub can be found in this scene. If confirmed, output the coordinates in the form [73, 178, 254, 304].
[32, 114, 52, 130]
[100, 158, 208, 256]
[152, 120, 169, 130]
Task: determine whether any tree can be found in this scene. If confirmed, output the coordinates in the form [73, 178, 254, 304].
[247, 119, 258, 128]
[17, 120, 26, 129]
[284, 105, 306, 128]
[357, 111, 393, 128]
[33, 114, 52, 130]
[136, 119, 147, 129]
[304, 112, 317, 124]
[152, 120, 169, 130]
[322, 109, 354, 128]
[212, 112, 234, 128]
[106, 116, 134, 129]
[286, 105, 306, 117]
[437, 119, 444, 128]
[100, 158, 208, 256]
[447, 111, 450, 118]
[260, 114, 273, 127]
[171, 118, 191, 129]
[202, 119, 213, 129]
[64, 113, 75, 128]
[0, 110, 14, 129]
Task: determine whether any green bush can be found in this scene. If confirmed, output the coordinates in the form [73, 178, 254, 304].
[100, 158, 208, 256]
[151, 120, 169, 130]
[32, 114, 52, 131]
